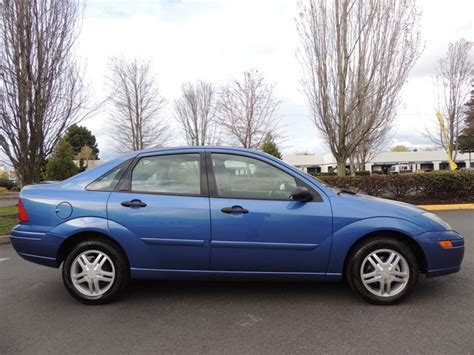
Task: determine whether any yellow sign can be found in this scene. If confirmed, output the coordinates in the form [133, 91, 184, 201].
[436, 112, 457, 171]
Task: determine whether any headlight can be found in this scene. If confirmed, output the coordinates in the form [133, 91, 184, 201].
[422, 212, 452, 230]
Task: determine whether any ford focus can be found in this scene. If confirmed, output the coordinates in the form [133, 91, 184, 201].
[10, 147, 464, 305]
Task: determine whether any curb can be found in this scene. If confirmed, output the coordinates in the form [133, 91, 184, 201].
[0, 235, 10, 245]
[417, 204, 474, 211]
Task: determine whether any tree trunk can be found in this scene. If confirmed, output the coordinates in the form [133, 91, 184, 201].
[349, 156, 356, 177]
[336, 158, 346, 177]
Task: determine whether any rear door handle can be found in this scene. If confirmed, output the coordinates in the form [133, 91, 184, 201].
[121, 199, 147, 208]
[221, 206, 249, 214]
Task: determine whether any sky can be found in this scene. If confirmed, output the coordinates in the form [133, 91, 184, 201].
[77, 0, 474, 161]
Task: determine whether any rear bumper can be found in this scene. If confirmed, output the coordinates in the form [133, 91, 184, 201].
[10, 225, 60, 268]
[415, 230, 464, 278]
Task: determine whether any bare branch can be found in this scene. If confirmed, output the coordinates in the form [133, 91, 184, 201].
[216, 69, 281, 149]
[428, 38, 473, 161]
[106, 57, 170, 152]
[296, 0, 422, 176]
[174, 80, 221, 145]
[0, 0, 90, 185]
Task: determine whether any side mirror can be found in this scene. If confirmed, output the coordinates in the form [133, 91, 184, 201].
[290, 186, 313, 202]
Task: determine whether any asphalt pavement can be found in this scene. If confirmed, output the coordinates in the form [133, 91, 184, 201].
[1, 211, 473, 354]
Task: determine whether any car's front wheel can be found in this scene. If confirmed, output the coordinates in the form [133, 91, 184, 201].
[62, 239, 129, 305]
[346, 237, 419, 305]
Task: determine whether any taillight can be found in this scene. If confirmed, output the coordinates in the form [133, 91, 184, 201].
[18, 199, 30, 222]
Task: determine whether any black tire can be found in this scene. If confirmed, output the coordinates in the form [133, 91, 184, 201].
[62, 239, 130, 305]
[346, 237, 419, 305]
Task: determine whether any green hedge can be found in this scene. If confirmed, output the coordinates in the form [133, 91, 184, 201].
[315, 171, 474, 203]
[314, 170, 371, 177]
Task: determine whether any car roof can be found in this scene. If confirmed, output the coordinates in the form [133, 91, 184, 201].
[134, 146, 262, 155]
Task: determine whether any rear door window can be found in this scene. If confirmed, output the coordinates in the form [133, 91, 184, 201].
[131, 154, 201, 195]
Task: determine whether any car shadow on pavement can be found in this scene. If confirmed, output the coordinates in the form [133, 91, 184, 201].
[125, 279, 355, 303]
[120, 275, 455, 306]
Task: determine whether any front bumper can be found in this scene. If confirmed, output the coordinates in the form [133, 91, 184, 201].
[415, 230, 464, 277]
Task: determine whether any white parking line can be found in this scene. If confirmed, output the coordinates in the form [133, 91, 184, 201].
[0, 257, 9, 263]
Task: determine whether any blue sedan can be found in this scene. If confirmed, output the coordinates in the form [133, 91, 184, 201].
[11, 147, 464, 305]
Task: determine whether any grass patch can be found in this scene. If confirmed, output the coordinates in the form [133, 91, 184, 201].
[0, 205, 17, 235]
[0, 216, 17, 235]
[0, 205, 17, 217]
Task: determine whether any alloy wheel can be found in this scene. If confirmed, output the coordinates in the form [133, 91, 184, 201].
[360, 248, 410, 297]
[70, 250, 116, 299]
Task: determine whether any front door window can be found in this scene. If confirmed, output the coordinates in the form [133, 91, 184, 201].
[211, 154, 297, 200]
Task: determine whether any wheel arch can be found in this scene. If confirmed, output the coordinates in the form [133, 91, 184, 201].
[56, 231, 130, 268]
[342, 230, 428, 276]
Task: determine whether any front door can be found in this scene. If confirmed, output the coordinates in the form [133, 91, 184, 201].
[107, 152, 211, 270]
[208, 152, 333, 273]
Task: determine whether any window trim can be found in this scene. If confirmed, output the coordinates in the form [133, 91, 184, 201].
[205, 152, 322, 202]
[86, 158, 134, 192]
[115, 152, 208, 197]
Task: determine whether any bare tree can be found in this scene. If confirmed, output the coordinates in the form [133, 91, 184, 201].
[297, 0, 421, 176]
[351, 96, 396, 172]
[174, 80, 220, 145]
[352, 123, 392, 172]
[217, 69, 281, 149]
[107, 57, 170, 152]
[428, 39, 473, 161]
[0, 0, 89, 185]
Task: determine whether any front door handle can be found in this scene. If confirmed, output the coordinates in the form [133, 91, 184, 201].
[221, 206, 249, 214]
[121, 199, 147, 208]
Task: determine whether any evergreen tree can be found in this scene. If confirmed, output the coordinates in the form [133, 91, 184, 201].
[43, 139, 79, 181]
[261, 134, 282, 159]
[458, 89, 474, 154]
[65, 124, 99, 159]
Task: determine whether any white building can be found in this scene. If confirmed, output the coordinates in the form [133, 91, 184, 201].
[283, 150, 473, 174]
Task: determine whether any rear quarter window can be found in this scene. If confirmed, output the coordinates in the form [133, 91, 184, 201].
[87, 161, 130, 191]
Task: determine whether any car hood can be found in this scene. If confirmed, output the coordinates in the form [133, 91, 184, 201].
[348, 193, 425, 213]
[328, 193, 443, 232]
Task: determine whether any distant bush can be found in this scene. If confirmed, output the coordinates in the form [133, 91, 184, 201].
[355, 171, 371, 176]
[315, 171, 474, 203]
[385, 174, 416, 200]
[315, 170, 370, 177]
[413, 171, 474, 202]
[357, 174, 388, 196]
[0, 178, 17, 190]
[314, 172, 337, 176]
[318, 175, 355, 190]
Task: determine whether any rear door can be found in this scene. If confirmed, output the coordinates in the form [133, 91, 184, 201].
[208, 152, 333, 273]
[107, 152, 211, 270]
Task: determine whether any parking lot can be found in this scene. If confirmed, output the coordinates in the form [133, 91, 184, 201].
[1, 211, 473, 354]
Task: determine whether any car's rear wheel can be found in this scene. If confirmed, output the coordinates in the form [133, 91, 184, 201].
[62, 239, 129, 305]
[346, 237, 419, 305]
